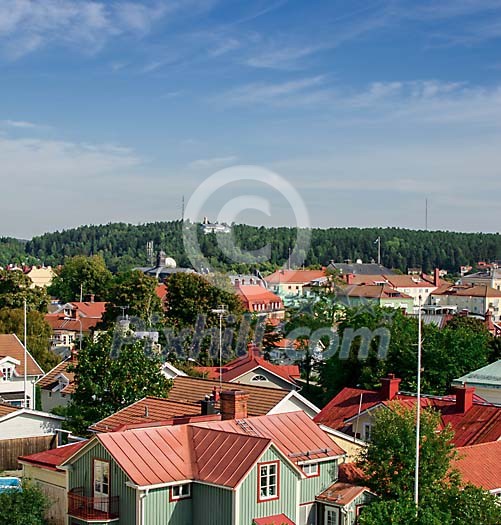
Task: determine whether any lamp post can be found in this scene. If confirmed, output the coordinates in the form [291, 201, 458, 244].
[211, 305, 228, 393]
[23, 299, 27, 408]
[414, 295, 423, 512]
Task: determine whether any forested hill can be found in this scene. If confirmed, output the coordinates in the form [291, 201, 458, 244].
[1, 221, 501, 274]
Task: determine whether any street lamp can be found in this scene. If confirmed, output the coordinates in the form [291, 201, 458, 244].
[414, 295, 423, 512]
[64, 316, 83, 352]
[211, 305, 228, 392]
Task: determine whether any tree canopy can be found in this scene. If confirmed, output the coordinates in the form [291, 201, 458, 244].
[358, 404, 501, 525]
[0, 269, 49, 312]
[48, 254, 112, 302]
[64, 333, 171, 435]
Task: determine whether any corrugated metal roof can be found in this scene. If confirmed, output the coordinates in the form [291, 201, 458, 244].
[19, 441, 87, 471]
[316, 482, 370, 506]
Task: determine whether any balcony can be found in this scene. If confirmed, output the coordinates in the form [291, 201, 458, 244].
[68, 488, 119, 521]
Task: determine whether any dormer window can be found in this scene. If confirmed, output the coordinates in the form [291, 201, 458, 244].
[251, 374, 267, 382]
[1, 367, 13, 381]
[302, 463, 319, 477]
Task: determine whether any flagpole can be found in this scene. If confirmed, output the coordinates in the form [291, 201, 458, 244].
[23, 298, 28, 409]
[414, 294, 423, 512]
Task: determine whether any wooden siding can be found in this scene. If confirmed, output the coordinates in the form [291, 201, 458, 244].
[300, 460, 338, 504]
[237, 447, 299, 525]
[0, 434, 55, 470]
[68, 441, 136, 525]
[144, 485, 192, 525]
[193, 483, 233, 525]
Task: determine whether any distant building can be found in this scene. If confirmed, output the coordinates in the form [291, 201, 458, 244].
[201, 216, 231, 234]
[37, 354, 76, 412]
[264, 269, 326, 304]
[135, 251, 195, 281]
[328, 260, 394, 276]
[452, 360, 501, 405]
[235, 284, 285, 320]
[337, 284, 414, 313]
[462, 268, 501, 291]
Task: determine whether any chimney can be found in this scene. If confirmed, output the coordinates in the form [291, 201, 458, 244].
[380, 373, 401, 401]
[454, 385, 474, 413]
[220, 390, 249, 420]
[201, 395, 217, 416]
[434, 268, 440, 287]
[211, 386, 220, 403]
[144, 406, 149, 418]
[346, 273, 355, 285]
[248, 342, 260, 358]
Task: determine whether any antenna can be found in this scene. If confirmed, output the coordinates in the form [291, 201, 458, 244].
[182, 195, 185, 222]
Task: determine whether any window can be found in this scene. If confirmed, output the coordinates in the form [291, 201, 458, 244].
[258, 462, 279, 501]
[302, 463, 319, 477]
[363, 423, 372, 442]
[251, 374, 267, 382]
[93, 459, 110, 512]
[325, 508, 339, 525]
[1, 367, 12, 381]
[170, 484, 191, 501]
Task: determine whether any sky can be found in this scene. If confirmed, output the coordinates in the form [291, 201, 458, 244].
[2, 0, 501, 238]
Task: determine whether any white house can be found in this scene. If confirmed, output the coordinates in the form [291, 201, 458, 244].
[452, 360, 501, 405]
[0, 334, 44, 409]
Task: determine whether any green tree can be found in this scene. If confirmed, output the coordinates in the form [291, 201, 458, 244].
[0, 269, 49, 312]
[101, 270, 163, 329]
[0, 308, 59, 372]
[0, 480, 49, 525]
[65, 333, 171, 434]
[48, 255, 112, 302]
[358, 404, 501, 525]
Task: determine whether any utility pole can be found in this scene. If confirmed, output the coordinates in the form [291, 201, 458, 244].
[212, 305, 228, 393]
[414, 295, 423, 513]
[23, 298, 27, 409]
[375, 236, 381, 265]
[80, 283, 83, 302]
[425, 198, 428, 231]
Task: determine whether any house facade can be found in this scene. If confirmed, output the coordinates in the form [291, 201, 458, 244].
[264, 270, 326, 305]
[452, 360, 501, 405]
[236, 284, 286, 320]
[61, 398, 373, 525]
[0, 333, 44, 408]
[37, 354, 77, 412]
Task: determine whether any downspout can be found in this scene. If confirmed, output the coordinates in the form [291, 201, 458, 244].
[139, 488, 149, 525]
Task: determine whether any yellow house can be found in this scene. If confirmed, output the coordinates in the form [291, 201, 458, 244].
[25, 266, 55, 288]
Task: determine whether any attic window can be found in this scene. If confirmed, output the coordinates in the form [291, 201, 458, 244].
[251, 374, 267, 382]
[1, 367, 13, 381]
[170, 484, 191, 501]
[302, 463, 319, 477]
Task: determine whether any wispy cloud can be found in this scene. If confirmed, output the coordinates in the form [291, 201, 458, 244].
[0, 0, 210, 59]
[209, 37, 240, 57]
[188, 156, 238, 169]
[1, 119, 40, 129]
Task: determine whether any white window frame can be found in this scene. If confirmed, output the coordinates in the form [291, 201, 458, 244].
[325, 507, 339, 525]
[363, 423, 372, 442]
[251, 374, 267, 382]
[1, 367, 13, 381]
[302, 463, 319, 477]
[171, 483, 191, 501]
[258, 462, 278, 501]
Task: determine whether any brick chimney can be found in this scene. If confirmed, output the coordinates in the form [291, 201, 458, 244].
[248, 342, 261, 358]
[211, 386, 220, 403]
[434, 268, 440, 287]
[220, 390, 249, 420]
[346, 273, 355, 285]
[380, 373, 401, 401]
[454, 385, 474, 413]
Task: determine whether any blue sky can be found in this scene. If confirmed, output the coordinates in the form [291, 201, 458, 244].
[2, 0, 501, 238]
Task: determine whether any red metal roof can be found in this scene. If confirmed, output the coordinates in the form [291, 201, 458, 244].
[316, 482, 370, 506]
[195, 411, 345, 463]
[453, 441, 501, 491]
[253, 514, 295, 525]
[315, 385, 501, 447]
[19, 441, 87, 471]
[69, 411, 344, 489]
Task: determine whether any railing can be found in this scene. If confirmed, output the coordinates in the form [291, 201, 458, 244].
[68, 488, 119, 520]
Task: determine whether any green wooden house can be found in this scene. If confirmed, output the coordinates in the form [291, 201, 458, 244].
[61, 391, 375, 525]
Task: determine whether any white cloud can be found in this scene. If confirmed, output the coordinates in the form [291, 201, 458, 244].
[209, 37, 240, 57]
[1, 119, 39, 129]
[188, 156, 238, 169]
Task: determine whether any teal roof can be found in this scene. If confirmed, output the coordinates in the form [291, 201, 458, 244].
[454, 360, 501, 388]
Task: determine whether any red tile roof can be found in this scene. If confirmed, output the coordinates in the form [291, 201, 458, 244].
[37, 355, 76, 394]
[69, 301, 107, 318]
[453, 441, 501, 491]
[0, 402, 19, 418]
[89, 397, 201, 433]
[196, 347, 300, 386]
[315, 383, 501, 447]
[265, 269, 326, 285]
[236, 285, 284, 308]
[253, 515, 295, 525]
[19, 441, 87, 472]
[168, 376, 290, 416]
[44, 314, 101, 332]
[343, 284, 413, 300]
[0, 334, 44, 377]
